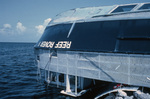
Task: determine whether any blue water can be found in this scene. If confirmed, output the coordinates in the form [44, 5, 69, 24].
[0, 42, 72, 99]
[0, 42, 98, 99]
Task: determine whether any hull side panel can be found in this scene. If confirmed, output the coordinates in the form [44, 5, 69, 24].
[38, 50, 150, 88]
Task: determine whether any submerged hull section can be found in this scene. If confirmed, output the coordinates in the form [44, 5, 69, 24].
[35, 18, 150, 54]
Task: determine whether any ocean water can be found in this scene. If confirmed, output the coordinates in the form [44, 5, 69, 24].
[0, 42, 100, 99]
[0, 42, 72, 99]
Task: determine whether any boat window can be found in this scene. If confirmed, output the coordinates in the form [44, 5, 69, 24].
[59, 74, 64, 83]
[111, 5, 136, 13]
[138, 3, 150, 10]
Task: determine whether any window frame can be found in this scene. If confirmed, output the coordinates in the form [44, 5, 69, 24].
[138, 3, 150, 11]
[110, 4, 137, 14]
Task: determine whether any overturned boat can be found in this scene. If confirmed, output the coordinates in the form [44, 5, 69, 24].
[34, 2, 150, 98]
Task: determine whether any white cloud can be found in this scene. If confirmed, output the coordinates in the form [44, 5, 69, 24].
[4, 24, 11, 28]
[44, 18, 52, 26]
[35, 25, 44, 34]
[35, 18, 52, 34]
[0, 23, 13, 34]
[0, 22, 26, 35]
[16, 22, 26, 33]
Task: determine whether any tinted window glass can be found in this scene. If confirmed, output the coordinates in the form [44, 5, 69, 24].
[138, 4, 150, 10]
[112, 5, 136, 13]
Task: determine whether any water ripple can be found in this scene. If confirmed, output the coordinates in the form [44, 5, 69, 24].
[0, 43, 88, 99]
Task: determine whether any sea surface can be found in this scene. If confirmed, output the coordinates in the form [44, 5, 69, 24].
[0, 42, 102, 99]
[0, 42, 76, 99]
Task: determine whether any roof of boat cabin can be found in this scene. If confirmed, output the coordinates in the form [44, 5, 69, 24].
[48, 2, 150, 25]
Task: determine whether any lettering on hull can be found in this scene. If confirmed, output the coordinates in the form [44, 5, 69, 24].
[39, 41, 72, 49]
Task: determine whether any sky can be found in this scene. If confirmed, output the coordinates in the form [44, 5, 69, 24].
[0, 0, 150, 43]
